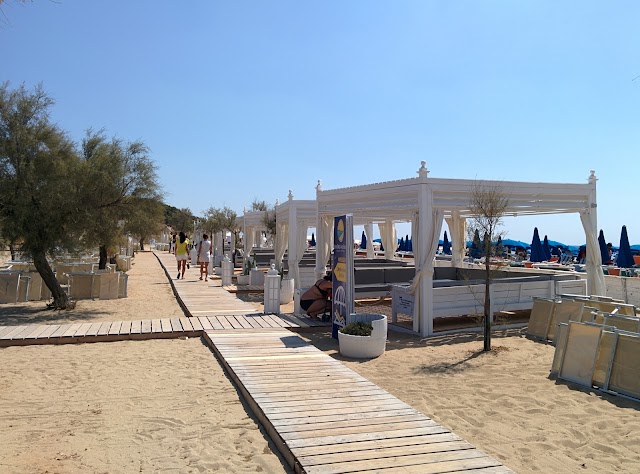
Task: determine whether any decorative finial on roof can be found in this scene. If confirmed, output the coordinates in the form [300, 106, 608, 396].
[288, 190, 293, 200]
[418, 161, 429, 178]
[588, 170, 596, 183]
[316, 180, 322, 192]
[275, 198, 279, 207]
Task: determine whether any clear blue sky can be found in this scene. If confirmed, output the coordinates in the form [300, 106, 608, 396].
[3, 1, 639, 245]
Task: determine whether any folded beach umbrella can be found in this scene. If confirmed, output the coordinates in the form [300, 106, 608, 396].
[310, 232, 316, 247]
[442, 231, 452, 255]
[542, 235, 552, 261]
[530, 227, 545, 262]
[617, 225, 633, 268]
[407, 237, 412, 252]
[496, 235, 504, 257]
[470, 229, 482, 258]
[360, 230, 367, 249]
[398, 236, 405, 252]
[598, 230, 609, 265]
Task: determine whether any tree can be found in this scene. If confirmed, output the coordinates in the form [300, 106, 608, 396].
[78, 129, 162, 268]
[164, 205, 193, 233]
[0, 82, 83, 308]
[467, 182, 509, 352]
[123, 197, 165, 251]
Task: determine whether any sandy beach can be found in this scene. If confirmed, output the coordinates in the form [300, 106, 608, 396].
[300, 329, 640, 473]
[0, 252, 288, 473]
[1, 251, 639, 473]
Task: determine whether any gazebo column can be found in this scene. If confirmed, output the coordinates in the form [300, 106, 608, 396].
[409, 161, 435, 337]
[288, 191, 299, 287]
[365, 223, 374, 259]
[580, 170, 606, 296]
[315, 180, 326, 280]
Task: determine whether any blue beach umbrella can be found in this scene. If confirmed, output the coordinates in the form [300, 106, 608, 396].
[360, 230, 367, 249]
[443, 231, 451, 255]
[598, 230, 609, 265]
[310, 232, 316, 247]
[530, 227, 545, 262]
[542, 235, 552, 261]
[407, 238, 412, 252]
[398, 237, 405, 252]
[617, 225, 633, 268]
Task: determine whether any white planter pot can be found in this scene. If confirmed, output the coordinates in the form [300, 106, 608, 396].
[338, 314, 387, 359]
[280, 278, 294, 304]
[249, 268, 264, 286]
[236, 274, 250, 286]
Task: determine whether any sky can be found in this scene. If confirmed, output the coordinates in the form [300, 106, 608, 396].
[3, 1, 639, 246]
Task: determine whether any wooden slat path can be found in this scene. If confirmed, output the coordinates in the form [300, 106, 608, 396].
[153, 251, 313, 328]
[0, 315, 302, 347]
[203, 330, 514, 474]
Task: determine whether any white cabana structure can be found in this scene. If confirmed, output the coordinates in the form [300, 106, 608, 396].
[240, 209, 269, 258]
[275, 191, 317, 290]
[315, 161, 605, 337]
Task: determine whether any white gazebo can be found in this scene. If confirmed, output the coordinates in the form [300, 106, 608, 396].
[240, 209, 270, 259]
[315, 161, 605, 337]
[275, 191, 317, 290]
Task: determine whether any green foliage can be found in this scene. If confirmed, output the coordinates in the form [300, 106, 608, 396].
[339, 322, 373, 337]
[164, 205, 194, 231]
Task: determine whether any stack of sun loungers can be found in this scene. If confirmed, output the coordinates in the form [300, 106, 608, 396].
[527, 294, 640, 402]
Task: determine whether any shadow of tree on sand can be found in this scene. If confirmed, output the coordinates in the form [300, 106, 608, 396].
[0, 303, 113, 326]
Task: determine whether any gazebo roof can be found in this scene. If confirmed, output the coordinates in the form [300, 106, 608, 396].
[316, 163, 595, 221]
[275, 191, 317, 224]
[240, 210, 267, 228]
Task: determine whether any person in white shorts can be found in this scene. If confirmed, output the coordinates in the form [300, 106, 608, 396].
[198, 234, 212, 281]
[174, 231, 190, 279]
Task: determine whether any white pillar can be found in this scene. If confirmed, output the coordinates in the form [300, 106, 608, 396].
[315, 180, 326, 280]
[365, 223, 374, 259]
[417, 161, 434, 337]
[287, 191, 299, 288]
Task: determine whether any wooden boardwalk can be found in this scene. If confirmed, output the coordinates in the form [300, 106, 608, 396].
[154, 252, 326, 328]
[0, 315, 299, 347]
[204, 330, 514, 474]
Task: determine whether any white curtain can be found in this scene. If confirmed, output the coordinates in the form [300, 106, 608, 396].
[244, 226, 255, 261]
[579, 210, 606, 296]
[275, 222, 288, 270]
[446, 211, 466, 267]
[411, 214, 419, 271]
[317, 216, 333, 275]
[290, 223, 309, 285]
[410, 209, 444, 332]
[378, 221, 397, 260]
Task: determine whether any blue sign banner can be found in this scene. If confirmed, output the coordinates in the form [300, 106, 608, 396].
[332, 214, 354, 338]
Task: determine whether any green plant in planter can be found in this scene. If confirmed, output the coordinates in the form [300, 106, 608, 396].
[243, 256, 256, 275]
[340, 321, 373, 337]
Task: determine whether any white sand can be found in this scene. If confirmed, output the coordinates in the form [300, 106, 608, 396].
[0, 252, 289, 473]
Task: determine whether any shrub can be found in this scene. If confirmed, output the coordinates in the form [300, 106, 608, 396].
[340, 322, 373, 337]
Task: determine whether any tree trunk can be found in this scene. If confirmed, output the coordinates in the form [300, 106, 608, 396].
[98, 245, 108, 270]
[9, 241, 16, 261]
[32, 249, 70, 309]
[483, 237, 492, 352]
[139, 238, 145, 251]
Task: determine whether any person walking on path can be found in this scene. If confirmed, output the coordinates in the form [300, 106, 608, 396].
[198, 234, 213, 281]
[175, 231, 190, 279]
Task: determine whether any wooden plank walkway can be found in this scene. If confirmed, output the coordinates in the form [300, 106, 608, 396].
[203, 330, 514, 474]
[154, 252, 324, 328]
[0, 315, 303, 347]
